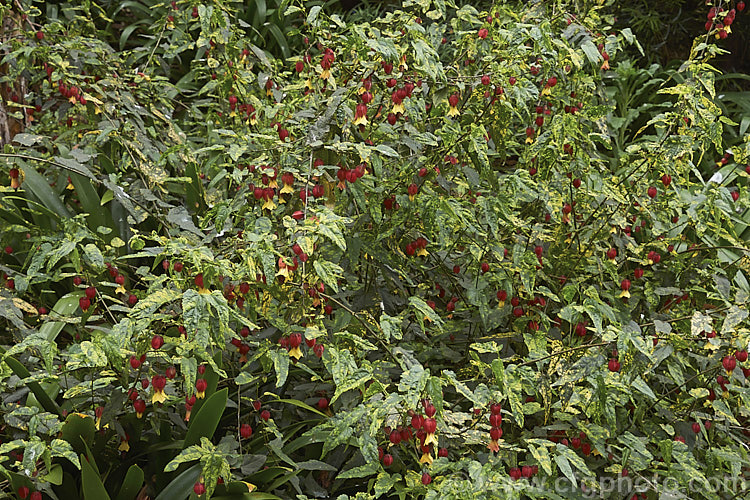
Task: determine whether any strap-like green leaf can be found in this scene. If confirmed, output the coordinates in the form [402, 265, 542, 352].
[183, 388, 228, 449]
[81, 454, 111, 500]
[115, 465, 144, 500]
[154, 463, 201, 500]
[0, 348, 61, 416]
[40, 293, 83, 342]
[18, 161, 70, 218]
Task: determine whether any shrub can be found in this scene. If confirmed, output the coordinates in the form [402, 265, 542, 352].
[0, 0, 749, 499]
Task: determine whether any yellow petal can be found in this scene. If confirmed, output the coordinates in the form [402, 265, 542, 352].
[354, 115, 368, 126]
[152, 391, 168, 404]
[118, 440, 130, 452]
[268, 180, 278, 189]
[424, 432, 438, 447]
[416, 248, 428, 257]
[276, 267, 290, 278]
[419, 452, 434, 465]
[115, 285, 126, 294]
[619, 290, 630, 298]
[392, 103, 405, 115]
[289, 346, 303, 360]
[262, 198, 276, 210]
[280, 184, 294, 194]
[447, 106, 460, 117]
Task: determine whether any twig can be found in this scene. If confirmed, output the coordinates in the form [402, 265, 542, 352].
[318, 292, 399, 365]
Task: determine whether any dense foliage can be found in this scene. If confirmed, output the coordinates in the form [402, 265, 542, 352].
[1, 0, 750, 499]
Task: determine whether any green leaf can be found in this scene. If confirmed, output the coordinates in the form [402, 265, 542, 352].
[154, 464, 202, 500]
[618, 432, 653, 469]
[81, 453, 111, 500]
[19, 162, 71, 218]
[631, 376, 656, 400]
[408, 296, 444, 328]
[264, 397, 328, 418]
[554, 449, 576, 487]
[71, 174, 109, 232]
[555, 444, 592, 486]
[165, 445, 204, 472]
[306, 5, 322, 25]
[374, 471, 399, 497]
[313, 260, 343, 293]
[61, 414, 96, 457]
[374, 144, 399, 157]
[115, 465, 144, 500]
[183, 388, 228, 449]
[295, 460, 337, 471]
[380, 314, 402, 341]
[42, 463, 64, 485]
[442, 370, 481, 406]
[0, 348, 61, 416]
[526, 439, 554, 475]
[267, 438, 297, 468]
[40, 293, 83, 342]
[330, 368, 372, 405]
[721, 305, 748, 335]
[316, 222, 346, 251]
[337, 462, 380, 479]
[269, 349, 289, 388]
[80, 341, 107, 367]
[580, 40, 602, 65]
[12, 133, 44, 146]
[81, 243, 105, 271]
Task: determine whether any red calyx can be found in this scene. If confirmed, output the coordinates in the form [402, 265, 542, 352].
[151, 335, 164, 350]
[423, 417, 437, 434]
[240, 424, 253, 438]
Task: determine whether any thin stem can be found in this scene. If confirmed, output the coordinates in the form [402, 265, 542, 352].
[318, 292, 399, 365]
